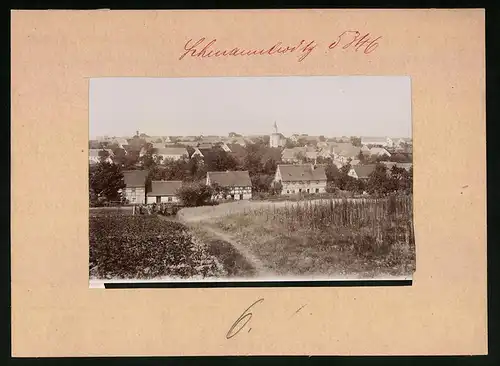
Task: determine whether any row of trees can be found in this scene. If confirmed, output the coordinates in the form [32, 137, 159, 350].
[89, 136, 413, 206]
[325, 162, 413, 196]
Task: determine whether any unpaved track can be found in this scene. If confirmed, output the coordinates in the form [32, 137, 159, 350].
[160, 213, 270, 276]
[199, 225, 270, 276]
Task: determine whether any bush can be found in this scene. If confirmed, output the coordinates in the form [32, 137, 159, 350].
[176, 181, 214, 207]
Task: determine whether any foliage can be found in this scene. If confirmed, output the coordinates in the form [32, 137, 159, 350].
[350, 136, 362, 147]
[176, 181, 215, 207]
[89, 162, 125, 205]
[89, 214, 224, 279]
[366, 163, 390, 195]
[325, 162, 340, 182]
[251, 173, 274, 193]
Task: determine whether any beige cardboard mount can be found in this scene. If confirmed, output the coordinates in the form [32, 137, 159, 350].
[11, 9, 486, 356]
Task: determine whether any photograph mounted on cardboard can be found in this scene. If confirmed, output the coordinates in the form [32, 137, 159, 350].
[88, 76, 415, 286]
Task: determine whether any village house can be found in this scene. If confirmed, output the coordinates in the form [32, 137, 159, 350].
[225, 136, 247, 146]
[197, 143, 214, 150]
[146, 180, 183, 204]
[152, 147, 189, 162]
[89, 149, 114, 165]
[171, 141, 200, 147]
[111, 138, 129, 149]
[199, 135, 223, 144]
[369, 147, 392, 157]
[348, 165, 377, 180]
[361, 136, 393, 147]
[381, 162, 413, 173]
[274, 164, 327, 195]
[206, 170, 252, 200]
[122, 170, 148, 204]
[217, 142, 232, 152]
[331, 143, 361, 164]
[281, 146, 317, 163]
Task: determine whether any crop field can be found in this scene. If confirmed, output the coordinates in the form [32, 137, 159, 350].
[211, 196, 415, 278]
[89, 213, 225, 279]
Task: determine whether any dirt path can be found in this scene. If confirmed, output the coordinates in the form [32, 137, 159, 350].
[159, 214, 269, 277]
[199, 225, 269, 276]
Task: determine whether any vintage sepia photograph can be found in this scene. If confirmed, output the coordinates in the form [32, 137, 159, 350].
[88, 76, 415, 286]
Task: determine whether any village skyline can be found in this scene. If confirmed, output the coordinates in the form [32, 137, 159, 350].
[89, 76, 412, 140]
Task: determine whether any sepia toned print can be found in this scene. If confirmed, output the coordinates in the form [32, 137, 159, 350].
[89, 76, 415, 284]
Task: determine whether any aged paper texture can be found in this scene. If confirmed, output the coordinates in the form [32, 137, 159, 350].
[11, 9, 486, 356]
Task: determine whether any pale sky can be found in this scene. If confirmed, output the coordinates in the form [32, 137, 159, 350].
[89, 76, 412, 139]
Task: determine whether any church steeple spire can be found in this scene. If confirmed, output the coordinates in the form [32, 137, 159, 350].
[273, 121, 278, 134]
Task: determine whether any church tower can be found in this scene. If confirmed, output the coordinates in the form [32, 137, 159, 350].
[270, 121, 282, 148]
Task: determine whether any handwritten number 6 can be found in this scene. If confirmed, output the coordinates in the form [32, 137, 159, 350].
[226, 298, 264, 339]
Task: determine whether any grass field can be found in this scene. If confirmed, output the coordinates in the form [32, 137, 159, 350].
[210, 195, 415, 278]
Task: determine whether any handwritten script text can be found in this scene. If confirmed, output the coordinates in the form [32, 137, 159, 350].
[179, 32, 381, 63]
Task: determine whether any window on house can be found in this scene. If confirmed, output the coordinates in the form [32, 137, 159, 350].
[168, 197, 172, 202]
[239, 194, 243, 200]
[287, 190, 290, 194]
[231, 194, 235, 199]
[131, 188, 136, 193]
[307, 189, 310, 193]
[299, 189, 302, 193]
[156, 196, 161, 203]
[315, 188, 319, 193]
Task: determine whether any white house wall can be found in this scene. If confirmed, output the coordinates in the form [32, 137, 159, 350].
[280, 181, 327, 195]
[124, 187, 146, 204]
[146, 195, 180, 204]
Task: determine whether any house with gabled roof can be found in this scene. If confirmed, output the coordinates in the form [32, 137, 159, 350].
[146, 180, 183, 204]
[361, 136, 393, 147]
[122, 170, 148, 204]
[331, 143, 361, 164]
[369, 147, 391, 157]
[274, 164, 327, 195]
[153, 147, 189, 162]
[206, 170, 252, 200]
[381, 162, 413, 173]
[348, 165, 376, 180]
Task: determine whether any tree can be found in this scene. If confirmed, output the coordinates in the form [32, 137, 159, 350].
[228, 132, 242, 138]
[357, 151, 365, 163]
[366, 163, 390, 195]
[89, 162, 125, 205]
[243, 144, 264, 175]
[389, 166, 412, 194]
[212, 150, 238, 171]
[251, 174, 274, 193]
[262, 157, 277, 175]
[325, 162, 340, 182]
[330, 163, 351, 190]
[350, 136, 362, 147]
[285, 139, 300, 149]
[319, 135, 326, 142]
[294, 151, 306, 164]
[390, 153, 411, 163]
[176, 182, 214, 207]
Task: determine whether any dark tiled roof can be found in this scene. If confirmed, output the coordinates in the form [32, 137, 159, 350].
[352, 164, 376, 179]
[154, 147, 188, 156]
[227, 144, 248, 160]
[147, 180, 183, 196]
[207, 171, 252, 187]
[277, 164, 327, 182]
[122, 170, 148, 188]
[381, 162, 413, 171]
